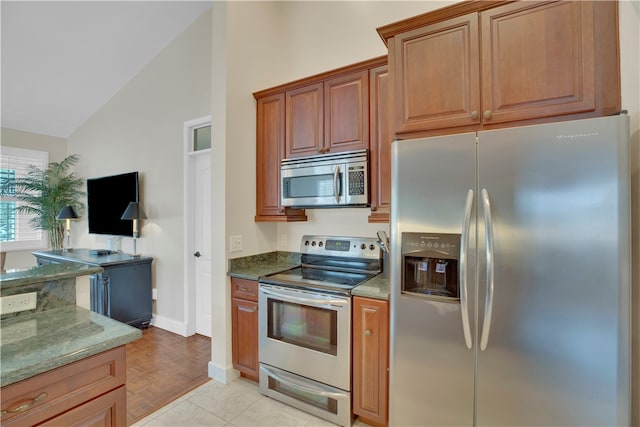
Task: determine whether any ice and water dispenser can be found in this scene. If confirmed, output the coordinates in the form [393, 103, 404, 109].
[401, 232, 460, 300]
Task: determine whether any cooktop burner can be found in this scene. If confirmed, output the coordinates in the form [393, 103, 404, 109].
[259, 234, 382, 295]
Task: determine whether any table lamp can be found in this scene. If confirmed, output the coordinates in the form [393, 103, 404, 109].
[121, 202, 147, 256]
[56, 205, 79, 252]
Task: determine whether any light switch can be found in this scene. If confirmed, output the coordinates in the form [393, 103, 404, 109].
[230, 235, 243, 252]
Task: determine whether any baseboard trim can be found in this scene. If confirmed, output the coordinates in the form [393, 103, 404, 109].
[151, 315, 189, 336]
[208, 361, 240, 384]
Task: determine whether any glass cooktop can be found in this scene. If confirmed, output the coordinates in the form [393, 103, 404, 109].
[259, 266, 374, 295]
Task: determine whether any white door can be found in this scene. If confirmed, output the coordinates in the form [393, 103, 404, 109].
[184, 116, 212, 337]
[194, 152, 212, 336]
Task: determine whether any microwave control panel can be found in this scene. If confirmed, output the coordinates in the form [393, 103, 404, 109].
[347, 165, 365, 196]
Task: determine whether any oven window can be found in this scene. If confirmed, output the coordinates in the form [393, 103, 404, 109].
[268, 376, 338, 415]
[267, 298, 338, 356]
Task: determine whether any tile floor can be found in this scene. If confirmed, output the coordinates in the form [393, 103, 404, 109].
[132, 377, 372, 427]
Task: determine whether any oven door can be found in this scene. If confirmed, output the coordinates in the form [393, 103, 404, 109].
[281, 163, 345, 207]
[258, 284, 351, 390]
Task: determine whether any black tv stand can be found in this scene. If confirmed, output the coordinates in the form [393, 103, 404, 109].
[33, 249, 153, 329]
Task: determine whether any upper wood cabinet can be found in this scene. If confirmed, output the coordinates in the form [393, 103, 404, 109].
[286, 83, 324, 158]
[285, 72, 369, 158]
[324, 71, 369, 154]
[368, 65, 391, 223]
[255, 92, 307, 222]
[379, 0, 620, 137]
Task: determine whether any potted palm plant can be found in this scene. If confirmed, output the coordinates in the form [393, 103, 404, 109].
[1, 154, 85, 250]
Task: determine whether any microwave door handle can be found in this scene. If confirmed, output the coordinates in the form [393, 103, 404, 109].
[333, 165, 341, 204]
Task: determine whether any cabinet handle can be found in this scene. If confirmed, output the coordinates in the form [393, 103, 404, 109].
[483, 110, 492, 120]
[365, 329, 372, 336]
[1, 392, 48, 416]
[278, 207, 285, 214]
[370, 203, 378, 212]
[470, 110, 479, 120]
[239, 305, 257, 313]
[239, 286, 253, 293]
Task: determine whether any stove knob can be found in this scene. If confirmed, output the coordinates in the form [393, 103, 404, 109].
[369, 244, 375, 251]
[312, 241, 317, 246]
[318, 241, 324, 247]
[360, 243, 366, 250]
[304, 240, 310, 246]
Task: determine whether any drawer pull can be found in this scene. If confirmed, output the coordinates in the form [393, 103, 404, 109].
[239, 287, 253, 293]
[1, 392, 48, 416]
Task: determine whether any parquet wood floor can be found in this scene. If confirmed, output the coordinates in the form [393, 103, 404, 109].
[125, 326, 211, 425]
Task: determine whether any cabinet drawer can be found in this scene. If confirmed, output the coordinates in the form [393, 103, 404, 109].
[1, 346, 126, 426]
[231, 278, 258, 302]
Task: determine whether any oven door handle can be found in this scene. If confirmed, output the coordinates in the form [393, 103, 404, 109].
[260, 286, 348, 308]
[260, 364, 347, 399]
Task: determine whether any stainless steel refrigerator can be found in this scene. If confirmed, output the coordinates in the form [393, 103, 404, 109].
[389, 115, 631, 426]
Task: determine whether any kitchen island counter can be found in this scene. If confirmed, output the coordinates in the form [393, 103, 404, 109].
[0, 305, 141, 387]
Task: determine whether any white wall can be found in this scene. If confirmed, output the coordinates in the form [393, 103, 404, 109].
[0, 128, 67, 269]
[67, 11, 212, 333]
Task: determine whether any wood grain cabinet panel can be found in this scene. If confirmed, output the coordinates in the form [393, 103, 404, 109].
[324, 71, 369, 153]
[0, 346, 127, 427]
[286, 83, 324, 158]
[393, 13, 480, 133]
[231, 278, 259, 382]
[353, 297, 389, 426]
[255, 93, 307, 222]
[481, 1, 596, 124]
[368, 65, 391, 223]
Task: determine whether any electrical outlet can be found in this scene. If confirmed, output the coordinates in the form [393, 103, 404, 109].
[230, 235, 243, 252]
[0, 292, 37, 315]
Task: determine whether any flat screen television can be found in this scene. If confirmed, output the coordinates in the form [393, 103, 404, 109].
[87, 171, 139, 236]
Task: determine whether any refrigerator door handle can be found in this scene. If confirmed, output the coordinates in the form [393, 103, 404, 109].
[459, 189, 474, 350]
[480, 188, 495, 351]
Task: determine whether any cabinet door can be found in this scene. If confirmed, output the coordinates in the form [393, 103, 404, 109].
[286, 83, 324, 158]
[368, 65, 391, 223]
[256, 93, 285, 219]
[324, 71, 369, 153]
[481, 1, 596, 124]
[38, 386, 126, 427]
[231, 297, 259, 381]
[393, 13, 480, 134]
[255, 93, 307, 222]
[352, 297, 389, 425]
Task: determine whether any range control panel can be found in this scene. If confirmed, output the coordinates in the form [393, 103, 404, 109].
[300, 235, 381, 260]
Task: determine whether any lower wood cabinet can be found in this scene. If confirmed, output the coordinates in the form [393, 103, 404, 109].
[352, 296, 389, 426]
[0, 346, 127, 427]
[231, 278, 259, 381]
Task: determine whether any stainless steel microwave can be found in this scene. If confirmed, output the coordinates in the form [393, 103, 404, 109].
[281, 149, 369, 208]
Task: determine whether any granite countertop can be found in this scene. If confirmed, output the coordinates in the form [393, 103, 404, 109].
[1, 263, 103, 290]
[352, 274, 390, 300]
[227, 251, 301, 281]
[0, 305, 141, 387]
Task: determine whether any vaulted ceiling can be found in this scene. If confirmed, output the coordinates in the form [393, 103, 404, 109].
[1, 1, 212, 139]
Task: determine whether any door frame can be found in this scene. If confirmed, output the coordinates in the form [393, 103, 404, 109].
[183, 115, 212, 336]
